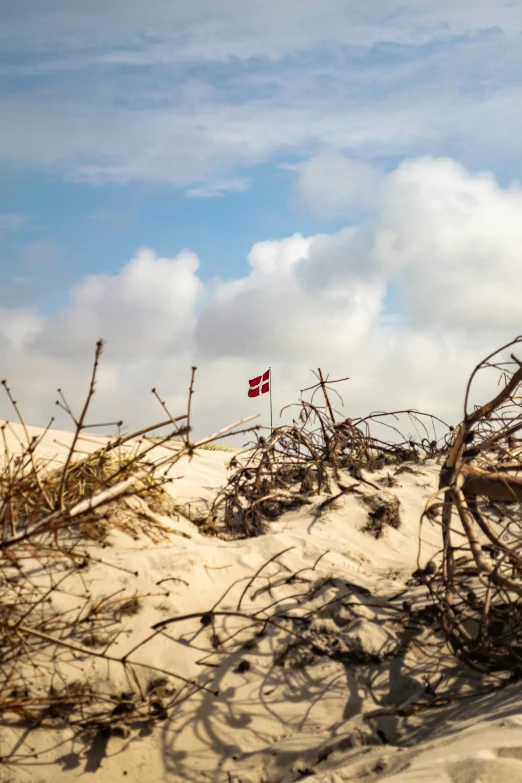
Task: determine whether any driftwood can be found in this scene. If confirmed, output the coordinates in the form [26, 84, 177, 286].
[461, 464, 522, 503]
[204, 369, 450, 538]
[421, 336, 522, 674]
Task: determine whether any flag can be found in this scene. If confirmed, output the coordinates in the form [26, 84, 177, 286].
[248, 369, 270, 398]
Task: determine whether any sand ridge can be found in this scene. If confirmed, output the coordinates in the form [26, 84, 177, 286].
[0, 420, 520, 783]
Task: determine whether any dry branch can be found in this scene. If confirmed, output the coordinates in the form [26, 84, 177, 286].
[424, 336, 522, 673]
[204, 369, 449, 538]
[0, 345, 259, 745]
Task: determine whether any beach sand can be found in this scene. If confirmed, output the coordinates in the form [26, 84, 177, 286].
[1, 420, 521, 783]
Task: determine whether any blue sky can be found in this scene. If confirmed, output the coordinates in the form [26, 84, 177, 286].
[1, 6, 521, 285]
[1, 1, 522, 437]
[2, 164, 300, 302]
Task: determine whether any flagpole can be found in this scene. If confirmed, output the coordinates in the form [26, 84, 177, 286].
[269, 366, 273, 432]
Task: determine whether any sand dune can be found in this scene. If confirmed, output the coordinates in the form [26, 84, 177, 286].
[1, 420, 521, 783]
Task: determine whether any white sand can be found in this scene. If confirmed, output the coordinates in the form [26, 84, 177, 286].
[1, 421, 520, 783]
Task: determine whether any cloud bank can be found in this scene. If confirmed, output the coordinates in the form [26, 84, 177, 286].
[2, 2, 522, 188]
[0, 156, 519, 441]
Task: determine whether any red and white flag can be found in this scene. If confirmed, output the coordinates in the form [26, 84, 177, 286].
[248, 369, 270, 398]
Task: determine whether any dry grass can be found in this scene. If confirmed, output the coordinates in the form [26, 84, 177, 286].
[0, 342, 259, 745]
[146, 436, 237, 452]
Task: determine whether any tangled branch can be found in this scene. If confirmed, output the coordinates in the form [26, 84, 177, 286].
[420, 336, 522, 674]
[206, 368, 451, 537]
[0, 341, 258, 741]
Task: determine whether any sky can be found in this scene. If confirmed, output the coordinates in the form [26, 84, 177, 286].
[1, 0, 522, 443]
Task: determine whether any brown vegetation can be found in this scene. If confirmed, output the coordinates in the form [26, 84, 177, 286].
[0, 341, 258, 739]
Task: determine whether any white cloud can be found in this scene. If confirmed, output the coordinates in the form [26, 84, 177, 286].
[2, 4, 522, 187]
[375, 157, 522, 328]
[0, 307, 43, 349]
[294, 153, 384, 219]
[185, 178, 249, 198]
[0, 157, 520, 440]
[2, 2, 522, 65]
[4, 85, 522, 187]
[32, 248, 202, 359]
